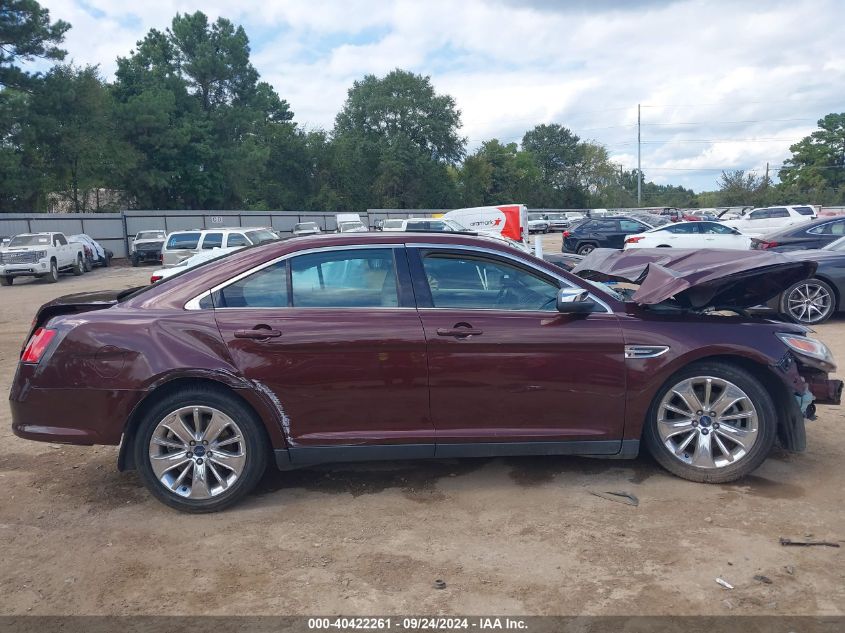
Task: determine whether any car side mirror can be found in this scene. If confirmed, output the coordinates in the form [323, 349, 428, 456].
[556, 288, 597, 314]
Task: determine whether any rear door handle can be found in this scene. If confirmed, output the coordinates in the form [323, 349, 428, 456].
[234, 328, 282, 340]
[436, 328, 483, 338]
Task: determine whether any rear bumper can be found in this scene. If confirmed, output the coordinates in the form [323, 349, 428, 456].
[10, 374, 144, 445]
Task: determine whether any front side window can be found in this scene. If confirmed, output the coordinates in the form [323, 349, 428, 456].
[215, 261, 287, 308]
[167, 233, 201, 249]
[749, 209, 769, 220]
[291, 248, 398, 308]
[620, 220, 648, 233]
[201, 233, 224, 249]
[246, 229, 278, 244]
[808, 220, 845, 235]
[55, 234, 68, 246]
[422, 254, 558, 311]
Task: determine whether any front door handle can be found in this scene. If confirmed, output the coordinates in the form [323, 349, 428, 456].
[436, 327, 483, 338]
[234, 328, 282, 340]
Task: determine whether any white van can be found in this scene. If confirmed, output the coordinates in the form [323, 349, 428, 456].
[444, 204, 529, 246]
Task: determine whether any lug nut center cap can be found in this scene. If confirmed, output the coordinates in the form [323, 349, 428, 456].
[193, 445, 206, 457]
[699, 415, 713, 428]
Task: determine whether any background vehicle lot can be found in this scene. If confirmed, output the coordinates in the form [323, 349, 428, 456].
[0, 254, 843, 616]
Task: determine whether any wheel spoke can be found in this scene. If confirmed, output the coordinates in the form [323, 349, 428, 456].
[672, 383, 703, 414]
[714, 424, 752, 450]
[192, 407, 203, 439]
[212, 435, 242, 449]
[658, 418, 694, 439]
[206, 461, 229, 490]
[189, 461, 211, 499]
[703, 378, 713, 409]
[711, 384, 748, 417]
[663, 403, 691, 417]
[151, 452, 192, 479]
[209, 449, 245, 474]
[691, 432, 716, 468]
[203, 411, 232, 443]
[170, 462, 193, 490]
[161, 413, 194, 446]
[151, 436, 186, 451]
[713, 433, 734, 462]
[674, 430, 697, 455]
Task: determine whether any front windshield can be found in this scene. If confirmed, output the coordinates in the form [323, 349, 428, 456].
[823, 236, 845, 251]
[9, 234, 50, 247]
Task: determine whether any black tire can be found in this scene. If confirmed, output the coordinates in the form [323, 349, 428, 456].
[45, 260, 58, 283]
[72, 255, 83, 276]
[83, 256, 93, 273]
[577, 243, 596, 256]
[131, 255, 139, 267]
[104, 253, 112, 267]
[134, 385, 269, 513]
[779, 278, 836, 325]
[0, 275, 12, 286]
[643, 361, 776, 484]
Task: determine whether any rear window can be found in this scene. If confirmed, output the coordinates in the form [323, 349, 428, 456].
[166, 232, 201, 249]
[620, 220, 647, 232]
[794, 206, 815, 216]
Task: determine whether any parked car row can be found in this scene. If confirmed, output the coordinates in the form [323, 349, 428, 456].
[0, 232, 111, 286]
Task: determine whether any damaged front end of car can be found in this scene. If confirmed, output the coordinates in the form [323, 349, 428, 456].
[573, 248, 843, 451]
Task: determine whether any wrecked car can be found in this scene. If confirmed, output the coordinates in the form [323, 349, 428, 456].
[10, 236, 842, 512]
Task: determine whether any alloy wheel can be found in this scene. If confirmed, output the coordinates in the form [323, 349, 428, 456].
[786, 282, 833, 324]
[657, 376, 759, 469]
[148, 405, 247, 499]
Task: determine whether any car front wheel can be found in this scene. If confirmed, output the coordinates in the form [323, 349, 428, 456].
[0, 275, 12, 286]
[781, 278, 836, 325]
[134, 386, 269, 512]
[644, 362, 776, 483]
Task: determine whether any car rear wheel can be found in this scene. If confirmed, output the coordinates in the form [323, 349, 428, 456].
[73, 255, 84, 276]
[781, 278, 836, 325]
[577, 244, 596, 256]
[134, 386, 268, 512]
[131, 255, 139, 267]
[644, 362, 776, 483]
[83, 256, 93, 273]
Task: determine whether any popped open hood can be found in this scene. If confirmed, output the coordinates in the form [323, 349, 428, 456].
[571, 248, 817, 311]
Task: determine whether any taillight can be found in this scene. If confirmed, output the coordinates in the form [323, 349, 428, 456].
[625, 236, 645, 243]
[21, 328, 56, 364]
[754, 240, 778, 250]
[562, 231, 571, 238]
[150, 274, 162, 284]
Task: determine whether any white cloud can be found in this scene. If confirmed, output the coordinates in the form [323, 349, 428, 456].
[36, 0, 845, 190]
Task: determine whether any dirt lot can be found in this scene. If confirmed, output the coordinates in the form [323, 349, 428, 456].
[0, 245, 843, 616]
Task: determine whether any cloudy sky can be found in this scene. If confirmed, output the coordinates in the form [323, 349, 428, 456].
[40, 0, 845, 192]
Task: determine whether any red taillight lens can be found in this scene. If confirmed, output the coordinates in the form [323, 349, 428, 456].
[562, 231, 571, 238]
[625, 236, 645, 243]
[150, 275, 162, 284]
[21, 328, 56, 364]
[754, 240, 777, 250]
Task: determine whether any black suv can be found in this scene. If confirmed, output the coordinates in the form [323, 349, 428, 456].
[562, 216, 653, 255]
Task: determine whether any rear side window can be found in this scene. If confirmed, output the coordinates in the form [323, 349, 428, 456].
[216, 261, 288, 308]
[749, 209, 769, 220]
[201, 233, 224, 249]
[166, 233, 201, 249]
[582, 220, 617, 232]
[794, 206, 815, 216]
[769, 208, 789, 218]
[227, 233, 249, 247]
[291, 248, 398, 308]
[405, 221, 427, 231]
[665, 223, 696, 234]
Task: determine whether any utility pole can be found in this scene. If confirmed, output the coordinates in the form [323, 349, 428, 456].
[765, 162, 770, 186]
[637, 103, 642, 207]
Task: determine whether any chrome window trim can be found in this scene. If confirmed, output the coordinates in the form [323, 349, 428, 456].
[184, 243, 406, 310]
[408, 242, 614, 315]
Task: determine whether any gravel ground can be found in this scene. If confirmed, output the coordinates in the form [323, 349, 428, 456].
[0, 245, 843, 616]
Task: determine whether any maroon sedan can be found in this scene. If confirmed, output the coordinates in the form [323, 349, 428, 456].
[10, 233, 842, 512]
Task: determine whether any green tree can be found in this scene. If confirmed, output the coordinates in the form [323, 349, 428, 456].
[716, 169, 768, 206]
[520, 124, 586, 207]
[0, 0, 70, 90]
[26, 65, 134, 211]
[779, 113, 845, 202]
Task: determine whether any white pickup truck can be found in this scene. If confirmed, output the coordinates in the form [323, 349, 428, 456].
[0, 232, 86, 286]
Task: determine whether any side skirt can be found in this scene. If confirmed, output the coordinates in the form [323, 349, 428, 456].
[274, 440, 639, 471]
